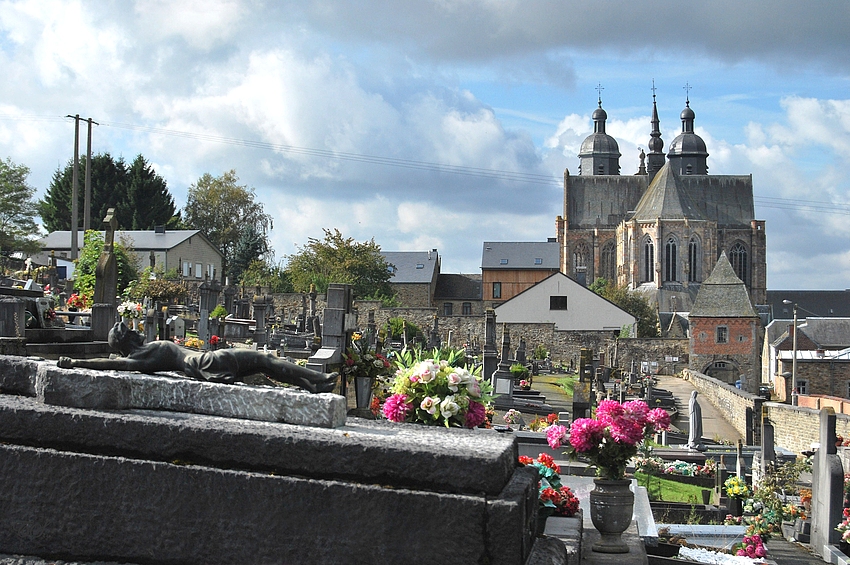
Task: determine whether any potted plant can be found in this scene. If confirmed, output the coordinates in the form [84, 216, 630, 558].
[546, 399, 671, 553]
[724, 475, 751, 517]
[341, 332, 393, 416]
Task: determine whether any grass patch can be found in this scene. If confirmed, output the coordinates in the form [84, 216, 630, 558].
[635, 472, 714, 504]
[555, 374, 579, 398]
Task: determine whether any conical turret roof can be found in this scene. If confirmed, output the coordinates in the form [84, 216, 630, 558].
[630, 162, 706, 221]
[690, 252, 758, 318]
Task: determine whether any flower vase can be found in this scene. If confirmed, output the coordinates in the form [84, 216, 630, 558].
[589, 479, 634, 553]
[729, 497, 743, 517]
[132, 318, 139, 332]
[354, 376, 374, 408]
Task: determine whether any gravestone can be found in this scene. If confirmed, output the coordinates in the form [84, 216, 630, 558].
[491, 324, 515, 403]
[572, 348, 593, 420]
[516, 337, 527, 365]
[483, 309, 498, 382]
[428, 315, 440, 349]
[0, 297, 25, 338]
[91, 209, 119, 340]
[253, 295, 270, 347]
[307, 284, 353, 395]
[811, 407, 844, 556]
[223, 285, 236, 317]
[198, 279, 221, 350]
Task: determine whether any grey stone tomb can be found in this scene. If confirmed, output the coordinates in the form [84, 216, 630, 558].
[810, 407, 844, 556]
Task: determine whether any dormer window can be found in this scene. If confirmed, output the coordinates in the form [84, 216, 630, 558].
[534, 258, 543, 265]
[500, 259, 508, 265]
[416, 264, 424, 269]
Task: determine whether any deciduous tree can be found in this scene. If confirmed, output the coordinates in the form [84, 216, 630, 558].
[181, 170, 272, 283]
[589, 278, 659, 337]
[0, 157, 41, 262]
[285, 228, 394, 300]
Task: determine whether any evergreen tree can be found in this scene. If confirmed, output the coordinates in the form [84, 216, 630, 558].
[228, 224, 269, 285]
[38, 153, 178, 232]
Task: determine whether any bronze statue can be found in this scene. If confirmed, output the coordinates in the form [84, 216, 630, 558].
[58, 322, 338, 393]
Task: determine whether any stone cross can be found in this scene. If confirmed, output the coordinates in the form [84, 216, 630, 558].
[515, 337, 527, 365]
[307, 283, 353, 393]
[482, 309, 497, 382]
[91, 209, 119, 340]
[811, 408, 844, 554]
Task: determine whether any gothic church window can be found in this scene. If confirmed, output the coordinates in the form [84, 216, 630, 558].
[664, 236, 678, 282]
[601, 241, 616, 282]
[642, 238, 654, 282]
[730, 243, 748, 283]
[688, 236, 700, 282]
[573, 241, 590, 275]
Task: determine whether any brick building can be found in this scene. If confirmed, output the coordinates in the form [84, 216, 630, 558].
[689, 252, 762, 392]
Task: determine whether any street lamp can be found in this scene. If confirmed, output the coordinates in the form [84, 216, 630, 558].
[782, 299, 798, 406]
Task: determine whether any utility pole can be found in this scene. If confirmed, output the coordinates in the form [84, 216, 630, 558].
[84, 117, 98, 230]
[67, 114, 80, 259]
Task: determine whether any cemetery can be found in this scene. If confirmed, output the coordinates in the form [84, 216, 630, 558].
[0, 222, 845, 565]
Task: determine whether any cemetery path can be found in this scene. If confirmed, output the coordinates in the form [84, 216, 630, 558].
[765, 538, 828, 565]
[653, 373, 743, 444]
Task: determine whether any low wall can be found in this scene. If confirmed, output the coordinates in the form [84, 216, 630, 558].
[684, 369, 762, 444]
[763, 402, 850, 455]
[798, 394, 850, 415]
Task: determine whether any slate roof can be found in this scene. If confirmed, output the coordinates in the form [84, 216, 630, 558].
[434, 274, 482, 300]
[481, 241, 560, 269]
[631, 162, 707, 222]
[39, 230, 222, 257]
[689, 251, 758, 318]
[382, 251, 439, 284]
[766, 290, 850, 319]
[799, 318, 850, 349]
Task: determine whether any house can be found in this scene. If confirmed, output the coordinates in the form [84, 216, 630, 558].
[766, 290, 850, 319]
[433, 273, 483, 317]
[383, 250, 440, 307]
[37, 228, 224, 283]
[688, 252, 761, 391]
[481, 240, 560, 309]
[776, 347, 850, 402]
[493, 272, 635, 333]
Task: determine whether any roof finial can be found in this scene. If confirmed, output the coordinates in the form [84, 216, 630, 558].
[651, 79, 657, 101]
[595, 83, 604, 107]
[683, 82, 692, 106]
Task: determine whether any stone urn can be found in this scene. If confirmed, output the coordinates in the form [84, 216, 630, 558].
[589, 479, 634, 553]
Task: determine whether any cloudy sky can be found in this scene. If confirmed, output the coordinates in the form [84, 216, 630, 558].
[2, 1, 850, 290]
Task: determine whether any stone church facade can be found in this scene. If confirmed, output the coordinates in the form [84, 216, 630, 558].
[556, 95, 767, 313]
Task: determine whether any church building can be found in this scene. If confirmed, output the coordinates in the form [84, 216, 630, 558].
[556, 93, 767, 313]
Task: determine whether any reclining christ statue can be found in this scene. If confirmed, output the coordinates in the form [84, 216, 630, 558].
[58, 321, 338, 394]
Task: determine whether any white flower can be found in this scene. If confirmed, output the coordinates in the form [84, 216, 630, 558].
[372, 359, 384, 368]
[466, 379, 482, 398]
[447, 371, 463, 391]
[414, 361, 439, 383]
[420, 396, 439, 415]
[440, 395, 460, 419]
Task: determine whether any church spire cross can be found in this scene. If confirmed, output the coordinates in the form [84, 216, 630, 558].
[596, 83, 604, 106]
[683, 82, 692, 105]
[651, 79, 657, 99]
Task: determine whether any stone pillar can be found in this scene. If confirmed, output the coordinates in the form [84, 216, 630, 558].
[90, 303, 115, 341]
[491, 324, 515, 404]
[253, 296, 270, 347]
[144, 307, 157, 343]
[483, 309, 497, 383]
[811, 408, 845, 555]
[223, 286, 237, 317]
[0, 297, 25, 338]
[198, 280, 221, 350]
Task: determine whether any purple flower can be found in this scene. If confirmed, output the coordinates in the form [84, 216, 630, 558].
[464, 401, 486, 428]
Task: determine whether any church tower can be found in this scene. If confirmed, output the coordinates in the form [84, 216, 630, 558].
[667, 95, 709, 175]
[578, 97, 621, 175]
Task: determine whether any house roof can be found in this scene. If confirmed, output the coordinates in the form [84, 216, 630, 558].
[382, 250, 439, 284]
[39, 229, 223, 257]
[689, 251, 758, 318]
[481, 241, 560, 269]
[434, 274, 482, 300]
[765, 290, 850, 319]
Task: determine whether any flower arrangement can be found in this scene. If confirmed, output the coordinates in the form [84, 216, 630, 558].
[782, 503, 806, 522]
[117, 300, 143, 319]
[724, 476, 751, 500]
[733, 534, 767, 559]
[177, 336, 203, 349]
[743, 514, 775, 540]
[837, 508, 850, 541]
[800, 487, 812, 508]
[381, 359, 493, 428]
[546, 399, 671, 480]
[209, 335, 221, 347]
[519, 379, 531, 390]
[67, 293, 89, 310]
[518, 454, 579, 518]
[43, 308, 56, 321]
[503, 409, 523, 425]
[341, 332, 393, 382]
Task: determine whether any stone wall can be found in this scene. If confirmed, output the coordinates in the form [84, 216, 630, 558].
[684, 369, 762, 444]
[614, 338, 690, 374]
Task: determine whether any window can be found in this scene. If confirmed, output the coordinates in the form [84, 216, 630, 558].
[550, 296, 568, 310]
[573, 241, 589, 274]
[601, 241, 616, 282]
[462, 302, 472, 315]
[416, 263, 424, 269]
[716, 326, 728, 344]
[492, 282, 501, 299]
[182, 261, 190, 277]
[443, 303, 453, 316]
[714, 361, 727, 369]
[664, 236, 677, 282]
[499, 259, 508, 265]
[534, 258, 543, 265]
[797, 379, 808, 395]
[195, 263, 202, 278]
[688, 236, 700, 282]
[643, 238, 655, 282]
[207, 264, 214, 279]
[730, 242, 748, 284]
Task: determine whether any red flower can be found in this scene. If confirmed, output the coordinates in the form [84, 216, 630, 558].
[518, 455, 534, 465]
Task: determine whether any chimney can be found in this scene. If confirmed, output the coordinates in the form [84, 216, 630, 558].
[154, 225, 166, 234]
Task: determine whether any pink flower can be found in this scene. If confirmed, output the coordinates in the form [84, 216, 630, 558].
[622, 400, 649, 420]
[382, 394, 412, 422]
[736, 550, 747, 556]
[754, 544, 766, 558]
[596, 400, 623, 424]
[647, 408, 671, 431]
[464, 401, 486, 428]
[569, 418, 606, 452]
[546, 424, 568, 449]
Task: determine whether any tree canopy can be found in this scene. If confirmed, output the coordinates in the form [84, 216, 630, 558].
[0, 157, 41, 261]
[181, 170, 272, 283]
[285, 228, 394, 300]
[73, 230, 139, 300]
[38, 153, 179, 232]
[589, 278, 659, 338]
